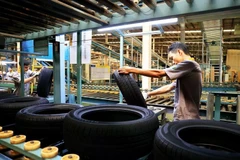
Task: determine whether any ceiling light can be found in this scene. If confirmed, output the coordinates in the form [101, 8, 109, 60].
[223, 29, 235, 32]
[164, 30, 202, 34]
[124, 30, 162, 37]
[98, 18, 178, 32]
[93, 33, 112, 36]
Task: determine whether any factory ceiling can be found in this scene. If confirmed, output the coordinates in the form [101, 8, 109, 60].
[1, 0, 240, 63]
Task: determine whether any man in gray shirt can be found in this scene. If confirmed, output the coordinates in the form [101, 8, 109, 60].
[13, 60, 40, 96]
[118, 42, 202, 121]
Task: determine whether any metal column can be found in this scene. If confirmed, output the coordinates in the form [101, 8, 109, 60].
[53, 35, 66, 103]
[119, 35, 124, 104]
[206, 93, 214, 120]
[77, 31, 82, 104]
[142, 23, 152, 91]
[179, 17, 185, 43]
[19, 55, 25, 97]
[237, 95, 240, 125]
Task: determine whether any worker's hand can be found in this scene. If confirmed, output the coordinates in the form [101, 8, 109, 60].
[12, 77, 20, 82]
[142, 91, 148, 100]
[118, 66, 133, 74]
[34, 71, 41, 77]
[39, 66, 45, 72]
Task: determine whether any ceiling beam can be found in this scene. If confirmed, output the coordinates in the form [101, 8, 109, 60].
[0, 1, 71, 26]
[186, 0, 194, 4]
[10, 0, 81, 24]
[96, 0, 126, 15]
[142, 0, 157, 10]
[60, 0, 98, 17]
[51, 0, 109, 25]
[73, 0, 113, 18]
[6, 0, 240, 42]
[0, 32, 25, 39]
[164, 0, 174, 8]
[118, 0, 141, 13]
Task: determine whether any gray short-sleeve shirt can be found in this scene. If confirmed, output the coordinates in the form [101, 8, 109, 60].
[164, 60, 202, 120]
[13, 70, 35, 96]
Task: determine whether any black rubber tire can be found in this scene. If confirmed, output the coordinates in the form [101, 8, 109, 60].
[15, 103, 82, 137]
[153, 119, 240, 160]
[63, 104, 159, 160]
[0, 93, 18, 100]
[112, 71, 147, 108]
[0, 97, 49, 125]
[37, 67, 53, 97]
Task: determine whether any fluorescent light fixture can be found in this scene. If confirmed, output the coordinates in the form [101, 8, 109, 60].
[124, 30, 162, 37]
[223, 29, 235, 32]
[186, 30, 202, 33]
[98, 18, 178, 32]
[0, 61, 17, 65]
[93, 33, 112, 36]
[164, 29, 235, 34]
[164, 30, 202, 34]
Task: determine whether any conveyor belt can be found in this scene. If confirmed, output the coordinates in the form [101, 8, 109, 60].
[0, 125, 66, 160]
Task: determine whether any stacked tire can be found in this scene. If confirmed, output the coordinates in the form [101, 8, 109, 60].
[0, 97, 49, 125]
[63, 104, 159, 160]
[15, 103, 82, 138]
[153, 119, 240, 160]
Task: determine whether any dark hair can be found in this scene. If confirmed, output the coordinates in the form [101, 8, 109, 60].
[168, 42, 189, 55]
[19, 59, 31, 66]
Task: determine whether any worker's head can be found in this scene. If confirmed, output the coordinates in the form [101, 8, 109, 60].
[19, 59, 31, 72]
[23, 60, 31, 72]
[8, 67, 12, 72]
[168, 42, 190, 64]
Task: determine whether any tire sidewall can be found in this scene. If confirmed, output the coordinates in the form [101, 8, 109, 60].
[154, 120, 240, 160]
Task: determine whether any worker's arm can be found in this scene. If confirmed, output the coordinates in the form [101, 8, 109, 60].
[147, 83, 175, 97]
[24, 74, 37, 84]
[24, 70, 41, 84]
[118, 66, 167, 78]
[12, 71, 40, 84]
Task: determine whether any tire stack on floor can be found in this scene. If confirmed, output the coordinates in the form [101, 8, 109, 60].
[0, 68, 54, 126]
[0, 92, 17, 100]
[153, 119, 240, 160]
[63, 104, 159, 160]
[15, 103, 82, 138]
[0, 97, 49, 126]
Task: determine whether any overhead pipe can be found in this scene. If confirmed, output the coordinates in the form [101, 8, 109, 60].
[142, 0, 157, 10]
[119, 0, 141, 13]
[73, 0, 113, 18]
[95, 0, 126, 15]
[51, 0, 109, 25]
[164, 0, 174, 7]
